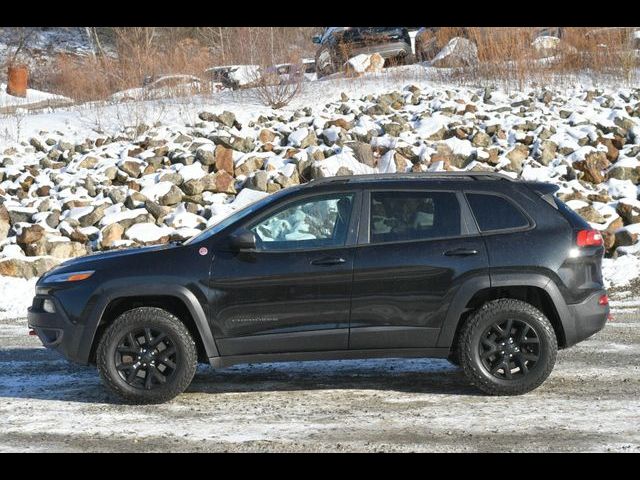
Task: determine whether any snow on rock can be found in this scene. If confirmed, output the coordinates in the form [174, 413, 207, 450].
[2, 79, 640, 287]
[125, 223, 174, 244]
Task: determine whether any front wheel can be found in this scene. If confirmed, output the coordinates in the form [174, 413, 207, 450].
[458, 299, 558, 395]
[97, 307, 197, 404]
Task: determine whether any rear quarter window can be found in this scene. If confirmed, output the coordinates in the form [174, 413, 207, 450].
[466, 193, 530, 232]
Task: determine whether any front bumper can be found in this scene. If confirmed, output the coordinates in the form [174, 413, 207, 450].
[564, 290, 609, 347]
[27, 295, 87, 364]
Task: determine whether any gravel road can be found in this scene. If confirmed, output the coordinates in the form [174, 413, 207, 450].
[1, 308, 639, 452]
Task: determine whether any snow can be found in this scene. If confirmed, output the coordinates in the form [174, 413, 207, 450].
[0, 83, 70, 109]
[125, 223, 174, 243]
[0, 277, 36, 320]
[100, 208, 147, 227]
[176, 163, 206, 182]
[140, 181, 173, 201]
[602, 255, 640, 288]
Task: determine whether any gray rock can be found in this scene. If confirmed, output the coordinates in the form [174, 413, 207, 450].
[248, 171, 269, 192]
[159, 184, 183, 206]
[350, 142, 376, 168]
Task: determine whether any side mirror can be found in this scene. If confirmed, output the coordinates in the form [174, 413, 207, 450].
[229, 229, 257, 252]
[312, 35, 322, 44]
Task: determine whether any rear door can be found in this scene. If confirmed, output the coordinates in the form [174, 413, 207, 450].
[349, 187, 489, 349]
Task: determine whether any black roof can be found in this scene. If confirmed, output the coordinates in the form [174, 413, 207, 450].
[304, 171, 516, 187]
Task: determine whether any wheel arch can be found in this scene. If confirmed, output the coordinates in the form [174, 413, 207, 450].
[437, 273, 572, 350]
[81, 283, 219, 364]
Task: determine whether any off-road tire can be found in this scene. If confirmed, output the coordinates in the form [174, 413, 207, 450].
[458, 299, 557, 395]
[97, 307, 197, 404]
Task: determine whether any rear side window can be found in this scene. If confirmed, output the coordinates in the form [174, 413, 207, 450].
[466, 193, 529, 232]
[370, 191, 461, 243]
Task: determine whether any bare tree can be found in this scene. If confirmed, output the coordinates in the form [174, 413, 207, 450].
[3, 27, 37, 66]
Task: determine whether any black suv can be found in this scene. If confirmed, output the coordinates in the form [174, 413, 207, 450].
[28, 172, 609, 404]
[313, 27, 414, 77]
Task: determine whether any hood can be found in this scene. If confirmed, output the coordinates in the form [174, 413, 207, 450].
[48, 243, 179, 273]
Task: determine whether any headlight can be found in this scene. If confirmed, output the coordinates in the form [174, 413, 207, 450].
[43, 270, 95, 284]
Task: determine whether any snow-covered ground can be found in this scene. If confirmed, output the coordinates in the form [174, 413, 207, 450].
[1, 65, 640, 316]
[1, 309, 639, 452]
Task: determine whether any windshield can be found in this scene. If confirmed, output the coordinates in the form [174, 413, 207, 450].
[183, 189, 293, 245]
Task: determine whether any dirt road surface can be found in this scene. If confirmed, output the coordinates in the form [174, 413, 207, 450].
[1, 308, 639, 452]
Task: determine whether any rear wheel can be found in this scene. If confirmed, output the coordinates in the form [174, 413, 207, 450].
[458, 299, 557, 395]
[97, 307, 197, 404]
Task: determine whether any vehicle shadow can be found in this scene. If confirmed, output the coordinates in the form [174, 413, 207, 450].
[0, 348, 481, 404]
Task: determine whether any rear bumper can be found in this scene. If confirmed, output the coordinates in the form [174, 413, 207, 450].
[564, 290, 608, 347]
[27, 295, 87, 364]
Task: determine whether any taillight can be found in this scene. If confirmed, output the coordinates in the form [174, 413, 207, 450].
[576, 229, 603, 247]
[598, 294, 609, 306]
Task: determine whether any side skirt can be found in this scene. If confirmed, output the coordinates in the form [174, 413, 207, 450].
[209, 347, 449, 368]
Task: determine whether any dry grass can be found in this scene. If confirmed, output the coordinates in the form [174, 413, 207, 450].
[431, 27, 639, 89]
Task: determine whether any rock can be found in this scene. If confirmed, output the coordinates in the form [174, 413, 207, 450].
[17, 224, 45, 245]
[216, 111, 237, 128]
[29, 137, 47, 153]
[608, 166, 640, 184]
[383, 123, 404, 137]
[471, 131, 491, 147]
[616, 202, 640, 224]
[248, 171, 269, 192]
[124, 192, 147, 209]
[573, 151, 610, 184]
[158, 184, 184, 206]
[78, 204, 107, 227]
[336, 166, 355, 176]
[0, 257, 60, 279]
[47, 241, 87, 259]
[597, 137, 619, 163]
[0, 204, 9, 241]
[119, 160, 142, 178]
[211, 171, 236, 194]
[195, 147, 216, 166]
[576, 205, 606, 224]
[100, 223, 125, 249]
[198, 112, 216, 122]
[429, 144, 454, 167]
[614, 229, 638, 249]
[218, 135, 255, 153]
[431, 37, 478, 68]
[181, 178, 204, 196]
[506, 144, 529, 173]
[108, 189, 127, 205]
[78, 156, 99, 169]
[538, 140, 558, 166]
[213, 145, 234, 175]
[350, 142, 376, 168]
[258, 129, 277, 143]
[159, 172, 184, 186]
[145, 201, 172, 220]
[235, 156, 264, 176]
[7, 208, 34, 225]
[325, 119, 352, 131]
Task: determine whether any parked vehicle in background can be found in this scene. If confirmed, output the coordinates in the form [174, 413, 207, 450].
[28, 172, 609, 404]
[313, 27, 415, 78]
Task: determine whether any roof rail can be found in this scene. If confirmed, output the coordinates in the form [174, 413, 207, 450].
[306, 171, 517, 185]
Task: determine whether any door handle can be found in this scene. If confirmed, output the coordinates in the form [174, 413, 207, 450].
[310, 257, 347, 266]
[444, 248, 478, 256]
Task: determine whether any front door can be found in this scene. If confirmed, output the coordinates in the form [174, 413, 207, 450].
[210, 191, 360, 356]
[349, 189, 489, 349]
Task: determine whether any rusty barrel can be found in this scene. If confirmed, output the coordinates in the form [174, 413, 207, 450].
[6, 64, 29, 98]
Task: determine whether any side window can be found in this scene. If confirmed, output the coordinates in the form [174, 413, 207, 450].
[466, 193, 529, 232]
[370, 191, 461, 244]
[248, 193, 355, 251]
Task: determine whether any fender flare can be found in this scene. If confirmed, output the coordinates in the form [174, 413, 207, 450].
[436, 273, 572, 349]
[78, 281, 219, 363]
